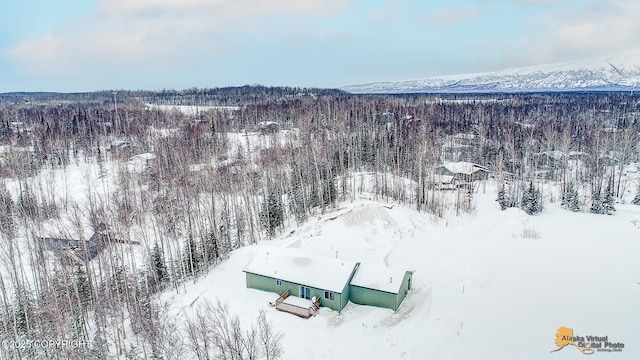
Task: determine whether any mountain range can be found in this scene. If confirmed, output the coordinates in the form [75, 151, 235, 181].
[343, 52, 640, 93]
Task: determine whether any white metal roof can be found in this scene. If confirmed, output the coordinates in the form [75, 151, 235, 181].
[349, 262, 409, 294]
[244, 247, 359, 293]
[442, 161, 488, 175]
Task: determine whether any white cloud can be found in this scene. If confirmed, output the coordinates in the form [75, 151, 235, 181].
[6, 0, 356, 80]
[368, 0, 399, 23]
[426, 7, 487, 25]
[493, 0, 640, 68]
[551, 1, 640, 56]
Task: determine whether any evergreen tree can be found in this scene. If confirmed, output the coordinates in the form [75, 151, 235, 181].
[321, 168, 337, 207]
[496, 183, 508, 210]
[73, 265, 92, 308]
[150, 242, 168, 289]
[261, 190, 284, 238]
[203, 231, 219, 266]
[110, 264, 129, 295]
[590, 188, 604, 214]
[632, 186, 640, 205]
[183, 233, 201, 276]
[521, 182, 542, 215]
[562, 182, 581, 212]
[220, 224, 232, 258]
[0, 184, 15, 237]
[603, 179, 615, 215]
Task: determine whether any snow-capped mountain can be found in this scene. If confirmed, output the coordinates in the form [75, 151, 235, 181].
[343, 52, 640, 93]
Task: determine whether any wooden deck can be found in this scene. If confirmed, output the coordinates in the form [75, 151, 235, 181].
[274, 290, 321, 318]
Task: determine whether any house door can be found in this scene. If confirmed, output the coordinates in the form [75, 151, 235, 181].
[300, 286, 311, 300]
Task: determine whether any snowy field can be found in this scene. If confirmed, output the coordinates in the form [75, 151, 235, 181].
[145, 103, 240, 116]
[163, 187, 640, 360]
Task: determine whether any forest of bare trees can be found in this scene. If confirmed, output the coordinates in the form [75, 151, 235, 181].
[1, 88, 639, 358]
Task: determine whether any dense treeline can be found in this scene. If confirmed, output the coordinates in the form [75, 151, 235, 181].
[0, 89, 639, 358]
[0, 86, 347, 107]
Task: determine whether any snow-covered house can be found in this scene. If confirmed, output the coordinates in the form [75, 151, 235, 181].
[258, 121, 280, 134]
[532, 150, 565, 168]
[41, 224, 140, 264]
[244, 247, 358, 313]
[349, 263, 413, 311]
[126, 152, 156, 173]
[243, 247, 413, 315]
[436, 161, 489, 182]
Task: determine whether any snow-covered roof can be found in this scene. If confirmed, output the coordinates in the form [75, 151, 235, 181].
[350, 263, 409, 294]
[244, 247, 359, 293]
[441, 161, 488, 175]
[130, 153, 156, 161]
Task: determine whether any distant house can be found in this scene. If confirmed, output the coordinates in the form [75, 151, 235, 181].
[430, 174, 456, 190]
[42, 237, 99, 262]
[258, 121, 280, 134]
[532, 150, 565, 168]
[436, 162, 489, 183]
[130, 153, 156, 162]
[126, 153, 156, 173]
[567, 151, 587, 161]
[41, 224, 139, 263]
[243, 247, 413, 316]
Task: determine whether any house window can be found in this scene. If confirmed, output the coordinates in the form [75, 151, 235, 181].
[324, 291, 334, 300]
[276, 279, 282, 287]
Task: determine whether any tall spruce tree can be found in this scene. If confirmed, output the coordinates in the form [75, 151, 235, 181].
[150, 242, 168, 289]
[496, 183, 508, 210]
[521, 181, 542, 215]
[590, 188, 604, 214]
[183, 233, 201, 276]
[632, 185, 640, 205]
[203, 231, 219, 266]
[261, 190, 284, 238]
[562, 182, 581, 212]
[603, 179, 615, 215]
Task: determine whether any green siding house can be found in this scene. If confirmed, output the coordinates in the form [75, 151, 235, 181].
[244, 247, 359, 312]
[349, 264, 413, 311]
[243, 247, 413, 315]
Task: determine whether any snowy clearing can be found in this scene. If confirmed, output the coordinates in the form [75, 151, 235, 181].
[163, 187, 640, 360]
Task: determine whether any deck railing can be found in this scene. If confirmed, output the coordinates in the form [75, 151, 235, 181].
[274, 290, 321, 318]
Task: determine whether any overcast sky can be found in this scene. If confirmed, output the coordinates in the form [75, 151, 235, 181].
[1, 0, 639, 92]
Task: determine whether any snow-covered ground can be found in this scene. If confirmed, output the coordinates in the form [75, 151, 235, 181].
[145, 103, 240, 116]
[2, 125, 638, 358]
[164, 186, 640, 360]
